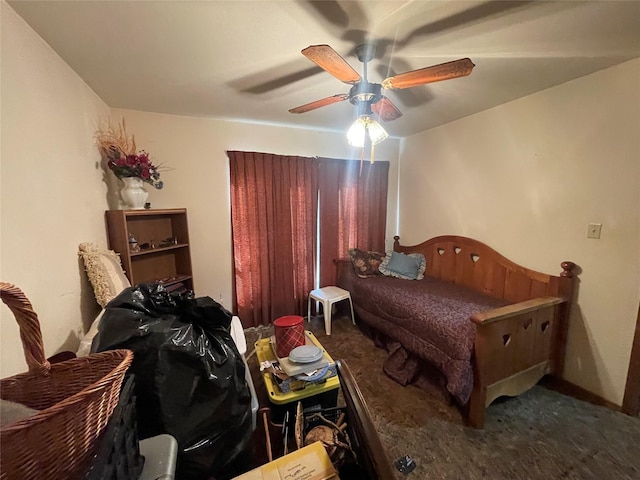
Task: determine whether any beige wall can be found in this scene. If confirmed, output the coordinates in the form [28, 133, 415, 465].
[1, 2, 112, 376]
[109, 109, 400, 308]
[399, 58, 640, 406]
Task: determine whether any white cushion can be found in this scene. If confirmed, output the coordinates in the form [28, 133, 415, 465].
[230, 315, 247, 356]
[76, 309, 105, 357]
[78, 242, 131, 308]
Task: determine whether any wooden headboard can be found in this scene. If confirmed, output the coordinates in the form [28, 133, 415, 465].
[393, 235, 576, 304]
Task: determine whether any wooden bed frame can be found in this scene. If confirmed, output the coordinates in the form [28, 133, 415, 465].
[338, 235, 577, 428]
[389, 235, 577, 427]
[335, 359, 396, 479]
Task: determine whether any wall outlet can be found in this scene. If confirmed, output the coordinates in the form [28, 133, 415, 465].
[587, 223, 602, 239]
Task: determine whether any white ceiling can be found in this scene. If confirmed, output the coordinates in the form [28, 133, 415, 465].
[8, 0, 640, 138]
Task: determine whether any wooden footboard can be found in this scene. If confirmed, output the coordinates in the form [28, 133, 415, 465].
[467, 297, 567, 427]
[394, 235, 577, 428]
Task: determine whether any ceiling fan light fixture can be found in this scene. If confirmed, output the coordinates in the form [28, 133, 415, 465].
[367, 118, 389, 145]
[346, 115, 388, 148]
[346, 115, 368, 147]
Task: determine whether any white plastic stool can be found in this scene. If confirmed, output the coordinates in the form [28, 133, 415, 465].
[307, 286, 355, 335]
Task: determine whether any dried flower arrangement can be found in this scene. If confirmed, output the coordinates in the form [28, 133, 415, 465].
[95, 118, 164, 189]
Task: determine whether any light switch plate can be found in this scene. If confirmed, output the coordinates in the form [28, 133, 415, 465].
[587, 223, 602, 239]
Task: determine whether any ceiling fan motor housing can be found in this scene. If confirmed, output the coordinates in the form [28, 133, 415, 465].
[349, 82, 382, 107]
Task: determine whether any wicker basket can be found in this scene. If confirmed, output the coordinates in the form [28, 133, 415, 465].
[0, 282, 133, 480]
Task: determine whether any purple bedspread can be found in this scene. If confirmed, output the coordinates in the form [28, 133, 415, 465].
[338, 264, 509, 404]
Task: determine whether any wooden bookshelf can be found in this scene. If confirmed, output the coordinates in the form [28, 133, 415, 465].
[105, 208, 194, 292]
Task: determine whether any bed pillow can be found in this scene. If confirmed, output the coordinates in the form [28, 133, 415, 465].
[379, 251, 427, 280]
[78, 242, 131, 308]
[348, 248, 385, 278]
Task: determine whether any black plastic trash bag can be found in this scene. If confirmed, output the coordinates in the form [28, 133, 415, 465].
[91, 283, 252, 480]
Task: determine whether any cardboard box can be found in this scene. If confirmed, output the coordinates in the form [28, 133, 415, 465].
[232, 441, 338, 480]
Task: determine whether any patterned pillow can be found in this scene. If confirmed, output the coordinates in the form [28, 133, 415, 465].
[348, 248, 385, 278]
[379, 251, 427, 280]
[78, 242, 131, 308]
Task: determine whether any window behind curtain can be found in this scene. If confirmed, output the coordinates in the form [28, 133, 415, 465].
[318, 158, 389, 287]
[228, 152, 388, 327]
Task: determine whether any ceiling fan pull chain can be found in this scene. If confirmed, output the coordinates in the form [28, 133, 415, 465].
[359, 147, 365, 176]
[370, 144, 375, 164]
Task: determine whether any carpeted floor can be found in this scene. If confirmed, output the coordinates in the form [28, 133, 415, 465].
[240, 315, 640, 480]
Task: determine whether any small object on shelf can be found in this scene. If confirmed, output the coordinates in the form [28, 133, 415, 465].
[139, 239, 157, 250]
[159, 236, 178, 248]
[158, 276, 178, 284]
[128, 233, 140, 252]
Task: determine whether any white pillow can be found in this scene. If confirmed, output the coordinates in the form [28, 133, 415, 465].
[78, 242, 131, 308]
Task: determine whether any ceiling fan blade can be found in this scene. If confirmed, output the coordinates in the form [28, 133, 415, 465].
[289, 94, 349, 114]
[372, 96, 403, 122]
[302, 45, 362, 84]
[376, 62, 432, 109]
[382, 58, 475, 90]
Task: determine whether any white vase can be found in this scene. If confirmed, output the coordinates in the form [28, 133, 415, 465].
[120, 177, 149, 210]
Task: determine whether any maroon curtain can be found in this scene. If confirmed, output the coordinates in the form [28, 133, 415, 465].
[228, 151, 318, 328]
[318, 158, 389, 287]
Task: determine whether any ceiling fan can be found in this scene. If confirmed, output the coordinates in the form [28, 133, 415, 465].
[289, 44, 475, 126]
